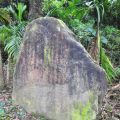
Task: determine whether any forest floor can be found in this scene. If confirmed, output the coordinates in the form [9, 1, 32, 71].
[0, 85, 45, 120]
[0, 81, 119, 120]
[97, 81, 120, 120]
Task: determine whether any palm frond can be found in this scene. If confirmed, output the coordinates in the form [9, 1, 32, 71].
[101, 47, 117, 82]
[0, 8, 11, 24]
[17, 2, 27, 21]
[115, 67, 120, 77]
[0, 22, 27, 60]
[4, 36, 21, 59]
[0, 25, 12, 42]
[8, 2, 27, 21]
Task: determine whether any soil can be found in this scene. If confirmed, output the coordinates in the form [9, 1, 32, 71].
[97, 82, 120, 120]
[0, 81, 119, 120]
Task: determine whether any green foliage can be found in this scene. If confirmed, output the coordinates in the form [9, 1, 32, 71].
[101, 26, 120, 80]
[8, 2, 27, 22]
[70, 20, 120, 68]
[0, 2, 27, 60]
[102, 26, 120, 66]
[115, 67, 120, 78]
[100, 47, 117, 82]
[43, 0, 89, 23]
[0, 22, 27, 59]
[69, 19, 96, 47]
[102, 0, 120, 28]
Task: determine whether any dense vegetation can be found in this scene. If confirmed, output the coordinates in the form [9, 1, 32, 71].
[42, 0, 120, 81]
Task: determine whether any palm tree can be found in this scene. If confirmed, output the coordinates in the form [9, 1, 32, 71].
[0, 3, 27, 86]
[0, 43, 4, 89]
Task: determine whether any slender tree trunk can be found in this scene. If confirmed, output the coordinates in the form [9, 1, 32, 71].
[28, 0, 43, 20]
[6, 57, 10, 85]
[6, 57, 14, 86]
[0, 48, 4, 89]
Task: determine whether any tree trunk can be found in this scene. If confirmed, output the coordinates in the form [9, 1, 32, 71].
[6, 57, 14, 86]
[6, 57, 10, 85]
[0, 48, 4, 89]
[28, 0, 43, 20]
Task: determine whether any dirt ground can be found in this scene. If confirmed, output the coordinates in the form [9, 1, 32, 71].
[97, 82, 120, 120]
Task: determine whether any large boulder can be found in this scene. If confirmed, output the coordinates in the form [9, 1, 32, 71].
[13, 17, 107, 120]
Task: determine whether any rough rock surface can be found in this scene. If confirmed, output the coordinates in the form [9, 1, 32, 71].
[13, 17, 107, 120]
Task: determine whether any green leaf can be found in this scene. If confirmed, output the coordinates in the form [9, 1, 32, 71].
[101, 47, 117, 82]
[101, 36, 108, 44]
